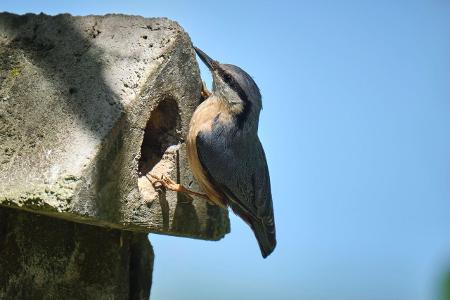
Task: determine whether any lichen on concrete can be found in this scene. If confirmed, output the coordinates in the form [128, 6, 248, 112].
[2, 174, 81, 213]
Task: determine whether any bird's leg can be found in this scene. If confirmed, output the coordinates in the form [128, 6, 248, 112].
[200, 81, 211, 100]
[147, 174, 209, 200]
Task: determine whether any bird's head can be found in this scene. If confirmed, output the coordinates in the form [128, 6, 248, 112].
[194, 47, 262, 123]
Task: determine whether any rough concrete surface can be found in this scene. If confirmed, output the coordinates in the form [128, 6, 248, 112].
[0, 206, 154, 299]
[0, 13, 230, 240]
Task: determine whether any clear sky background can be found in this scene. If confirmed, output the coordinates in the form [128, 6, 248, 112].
[4, 1, 450, 299]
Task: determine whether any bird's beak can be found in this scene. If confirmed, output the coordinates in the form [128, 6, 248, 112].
[194, 46, 218, 71]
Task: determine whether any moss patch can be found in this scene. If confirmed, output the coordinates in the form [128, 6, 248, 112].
[1, 175, 81, 212]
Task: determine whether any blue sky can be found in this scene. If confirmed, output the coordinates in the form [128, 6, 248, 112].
[4, 1, 450, 299]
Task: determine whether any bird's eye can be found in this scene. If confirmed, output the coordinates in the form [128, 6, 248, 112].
[222, 72, 232, 82]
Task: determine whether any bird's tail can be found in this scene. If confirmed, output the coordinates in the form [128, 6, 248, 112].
[248, 217, 277, 258]
[229, 202, 276, 258]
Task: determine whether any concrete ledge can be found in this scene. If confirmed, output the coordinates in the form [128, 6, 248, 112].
[0, 13, 230, 240]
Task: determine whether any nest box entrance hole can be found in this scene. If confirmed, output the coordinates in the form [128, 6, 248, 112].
[138, 98, 181, 177]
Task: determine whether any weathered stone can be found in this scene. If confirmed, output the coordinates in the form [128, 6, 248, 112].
[0, 13, 230, 240]
[0, 206, 153, 299]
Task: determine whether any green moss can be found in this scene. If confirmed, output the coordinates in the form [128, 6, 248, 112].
[9, 67, 21, 78]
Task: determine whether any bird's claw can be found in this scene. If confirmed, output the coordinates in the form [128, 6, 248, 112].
[147, 174, 209, 200]
[149, 174, 180, 192]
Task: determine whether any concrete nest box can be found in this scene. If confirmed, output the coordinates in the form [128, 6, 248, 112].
[0, 13, 230, 240]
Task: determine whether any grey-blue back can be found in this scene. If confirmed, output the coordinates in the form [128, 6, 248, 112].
[196, 117, 276, 256]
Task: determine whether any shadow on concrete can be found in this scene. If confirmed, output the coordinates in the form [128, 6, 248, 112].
[0, 206, 153, 298]
[0, 13, 126, 221]
[1, 13, 123, 133]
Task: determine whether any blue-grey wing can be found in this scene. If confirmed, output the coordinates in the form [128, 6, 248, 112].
[196, 127, 276, 256]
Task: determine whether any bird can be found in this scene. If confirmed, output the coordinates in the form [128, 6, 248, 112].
[151, 46, 276, 258]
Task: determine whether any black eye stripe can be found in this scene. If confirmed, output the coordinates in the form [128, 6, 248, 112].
[217, 68, 252, 127]
[218, 69, 248, 103]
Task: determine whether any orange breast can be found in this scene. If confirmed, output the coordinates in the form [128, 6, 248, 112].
[186, 97, 229, 208]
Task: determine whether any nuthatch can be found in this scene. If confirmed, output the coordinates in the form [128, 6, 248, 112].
[152, 46, 276, 258]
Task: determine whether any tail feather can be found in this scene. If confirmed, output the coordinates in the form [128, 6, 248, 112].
[249, 218, 276, 258]
[228, 200, 276, 258]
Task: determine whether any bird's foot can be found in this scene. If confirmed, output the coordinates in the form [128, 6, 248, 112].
[147, 174, 209, 200]
[200, 81, 211, 100]
[148, 174, 180, 191]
